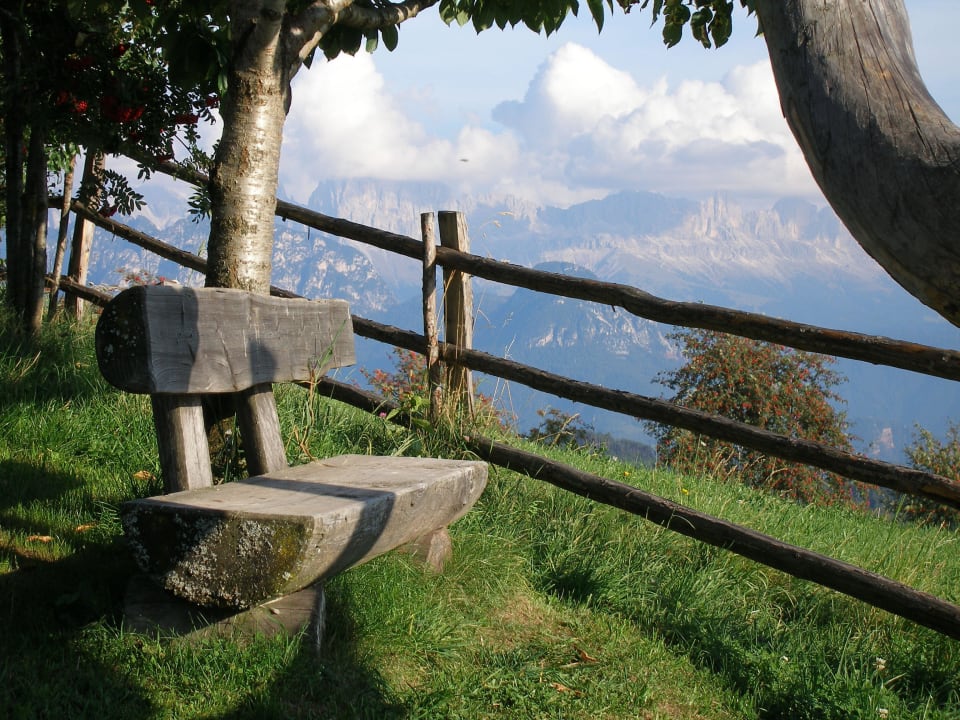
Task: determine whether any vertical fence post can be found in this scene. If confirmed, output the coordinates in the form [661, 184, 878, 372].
[48, 155, 76, 320]
[438, 211, 474, 418]
[65, 150, 104, 320]
[421, 212, 444, 423]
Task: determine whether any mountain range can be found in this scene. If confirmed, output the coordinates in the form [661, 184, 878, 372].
[79, 179, 960, 463]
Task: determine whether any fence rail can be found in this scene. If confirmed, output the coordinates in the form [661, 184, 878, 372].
[144, 161, 960, 380]
[65, 199, 960, 511]
[46, 168, 960, 639]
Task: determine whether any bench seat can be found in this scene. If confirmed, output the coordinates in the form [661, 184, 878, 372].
[122, 454, 487, 609]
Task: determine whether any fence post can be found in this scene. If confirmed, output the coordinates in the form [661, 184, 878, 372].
[48, 154, 76, 320]
[65, 150, 104, 320]
[438, 211, 474, 418]
[421, 212, 444, 423]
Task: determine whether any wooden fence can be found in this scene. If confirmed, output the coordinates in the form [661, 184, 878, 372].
[47, 165, 960, 639]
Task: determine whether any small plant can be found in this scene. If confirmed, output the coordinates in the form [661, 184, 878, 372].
[362, 347, 508, 431]
[894, 422, 960, 528]
[525, 407, 596, 451]
[116, 266, 169, 287]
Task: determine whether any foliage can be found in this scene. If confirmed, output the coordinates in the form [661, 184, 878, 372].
[650, 328, 863, 507]
[6, 1, 217, 172]
[1, 0, 221, 332]
[896, 423, 960, 528]
[362, 346, 507, 430]
[439, 0, 758, 48]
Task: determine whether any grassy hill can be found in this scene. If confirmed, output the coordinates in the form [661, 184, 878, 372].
[1, 312, 958, 719]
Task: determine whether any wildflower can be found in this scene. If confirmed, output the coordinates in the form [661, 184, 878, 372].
[681, 488, 689, 495]
[877, 708, 889, 719]
[875, 657, 887, 673]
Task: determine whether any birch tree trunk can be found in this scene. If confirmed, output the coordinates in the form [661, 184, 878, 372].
[48, 155, 76, 320]
[757, 0, 960, 326]
[206, 0, 291, 294]
[205, 0, 436, 294]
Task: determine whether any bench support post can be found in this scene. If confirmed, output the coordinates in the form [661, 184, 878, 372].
[152, 396, 212, 493]
[236, 384, 288, 476]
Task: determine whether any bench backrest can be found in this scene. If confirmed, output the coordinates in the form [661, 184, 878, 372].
[96, 286, 356, 492]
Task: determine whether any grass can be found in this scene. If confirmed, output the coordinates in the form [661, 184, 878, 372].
[1, 312, 959, 719]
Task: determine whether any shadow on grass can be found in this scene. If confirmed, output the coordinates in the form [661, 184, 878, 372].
[2, 535, 403, 718]
[0, 459, 85, 515]
[0, 539, 154, 719]
[218, 579, 405, 720]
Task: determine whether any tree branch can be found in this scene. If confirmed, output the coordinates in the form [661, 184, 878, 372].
[285, 0, 438, 81]
[286, 0, 353, 67]
[336, 0, 440, 31]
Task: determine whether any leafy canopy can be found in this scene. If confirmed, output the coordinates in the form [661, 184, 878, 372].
[438, 0, 756, 48]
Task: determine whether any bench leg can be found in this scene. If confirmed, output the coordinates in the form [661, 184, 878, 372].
[403, 527, 453, 573]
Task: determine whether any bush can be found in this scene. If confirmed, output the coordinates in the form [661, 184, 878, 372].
[361, 347, 508, 430]
[650, 329, 863, 508]
[897, 423, 960, 527]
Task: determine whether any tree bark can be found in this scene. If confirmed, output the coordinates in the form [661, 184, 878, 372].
[2, 13, 25, 323]
[756, 0, 960, 325]
[206, 0, 292, 294]
[206, 0, 436, 294]
[48, 155, 76, 320]
[22, 124, 48, 334]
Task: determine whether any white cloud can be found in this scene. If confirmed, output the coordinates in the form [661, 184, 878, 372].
[492, 44, 819, 202]
[279, 41, 819, 207]
[282, 52, 469, 202]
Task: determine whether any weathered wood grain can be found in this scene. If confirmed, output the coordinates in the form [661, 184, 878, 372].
[439, 211, 474, 412]
[151, 394, 213, 492]
[236, 384, 287, 476]
[121, 455, 488, 609]
[757, 0, 960, 324]
[96, 285, 355, 394]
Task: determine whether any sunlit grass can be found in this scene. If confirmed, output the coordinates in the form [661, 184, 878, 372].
[1, 312, 958, 718]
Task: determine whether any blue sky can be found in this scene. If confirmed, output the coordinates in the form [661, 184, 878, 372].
[273, 0, 956, 209]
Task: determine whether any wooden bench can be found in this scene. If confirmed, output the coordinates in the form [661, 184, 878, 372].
[95, 285, 487, 613]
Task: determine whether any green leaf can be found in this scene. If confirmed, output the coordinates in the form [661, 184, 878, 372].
[587, 0, 606, 32]
[691, 7, 713, 47]
[381, 24, 399, 52]
[662, 21, 682, 47]
[473, 3, 496, 32]
[710, 13, 732, 47]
